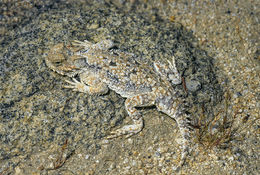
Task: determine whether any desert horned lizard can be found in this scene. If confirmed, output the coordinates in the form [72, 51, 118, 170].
[45, 39, 193, 169]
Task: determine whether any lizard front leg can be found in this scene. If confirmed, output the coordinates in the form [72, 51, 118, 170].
[64, 72, 108, 95]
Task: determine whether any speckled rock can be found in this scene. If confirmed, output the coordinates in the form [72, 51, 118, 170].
[186, 79, 201, 92]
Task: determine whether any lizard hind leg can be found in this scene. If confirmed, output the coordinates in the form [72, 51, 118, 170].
[107, 92, 156, 139]
[153, 56, 182, 85]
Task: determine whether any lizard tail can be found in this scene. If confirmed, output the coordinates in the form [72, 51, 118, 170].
[174, 112, 193, 171]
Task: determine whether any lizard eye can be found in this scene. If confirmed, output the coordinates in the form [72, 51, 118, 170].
[53, 61, 62, 66]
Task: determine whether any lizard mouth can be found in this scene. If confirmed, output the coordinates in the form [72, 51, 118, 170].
[46, 58, 80, 77]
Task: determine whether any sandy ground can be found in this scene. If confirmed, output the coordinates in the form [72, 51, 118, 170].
[0, 0, 259, 174]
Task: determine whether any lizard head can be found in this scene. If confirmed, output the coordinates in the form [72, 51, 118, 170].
[45, 42, 83, 77]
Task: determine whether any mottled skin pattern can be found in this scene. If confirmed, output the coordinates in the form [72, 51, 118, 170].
[45, 39, 193, 169]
